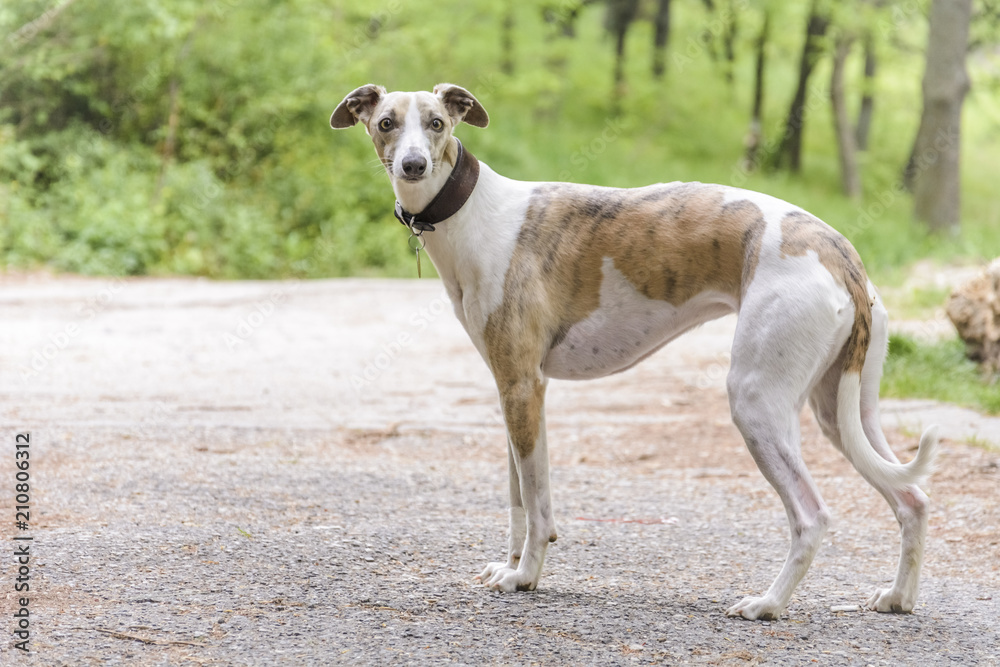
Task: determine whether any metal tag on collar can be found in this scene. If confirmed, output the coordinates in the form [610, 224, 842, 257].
[407, 230, 425, 278]
[395, 202, 425, 278]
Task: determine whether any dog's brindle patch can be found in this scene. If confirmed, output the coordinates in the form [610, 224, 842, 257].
[485, 182, 768, 457]
[779, 211, 872, 374]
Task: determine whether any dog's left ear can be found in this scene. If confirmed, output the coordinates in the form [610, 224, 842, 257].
[433, 83, 489, 128]
[331, 84, 386, 129]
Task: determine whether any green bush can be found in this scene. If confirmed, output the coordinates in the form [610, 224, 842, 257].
[1, 0, 999, 279]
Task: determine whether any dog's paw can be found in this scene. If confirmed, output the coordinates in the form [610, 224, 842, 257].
[474, 561, 509, 585]
[725, 596, 784, 621]
[865, 588, 914, 613]
[475, 564, 537, 592]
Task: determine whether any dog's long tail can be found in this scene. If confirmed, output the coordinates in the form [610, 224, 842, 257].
[836, 372, 937, 490]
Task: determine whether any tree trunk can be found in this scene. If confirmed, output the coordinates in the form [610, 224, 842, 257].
[606, 0, 639, 113]
[771, 1, 829, 173]
[542, 2, 582, 38]
[500, 0, 515, 75]
[651, 0, 672, 79]
[613, 25, 627, 92]
[831, 35, 861, 200]
[854, 31, 876, 151]
[905, 0, 972, 233]
[721, 0, 738, 85]
[743, 11, 769, 171]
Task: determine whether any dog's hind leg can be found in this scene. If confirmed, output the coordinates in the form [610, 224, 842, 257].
[724, 281, 849, 621]
[725, 393, 830, 620]
[477, 373, 557, 592]
[809, 293, 931, 613]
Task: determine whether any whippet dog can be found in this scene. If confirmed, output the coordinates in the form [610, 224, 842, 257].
[331, 83, 937, 620]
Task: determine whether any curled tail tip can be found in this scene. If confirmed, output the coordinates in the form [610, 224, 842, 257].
[912, 424, 940, 483]
[919, 425, 940, 461]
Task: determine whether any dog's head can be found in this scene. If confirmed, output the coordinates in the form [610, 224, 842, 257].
[331, 83, 488, 184]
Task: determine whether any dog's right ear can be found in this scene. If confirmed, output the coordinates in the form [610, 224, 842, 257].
[331, 84, 386, 129]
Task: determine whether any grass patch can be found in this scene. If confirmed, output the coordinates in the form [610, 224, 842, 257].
[881, 334, 1000, 415]
[894, 286, 953, 319]
[879, 282, 954, 319]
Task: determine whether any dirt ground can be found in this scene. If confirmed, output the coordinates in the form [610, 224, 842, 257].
[0, 274, 998, 665]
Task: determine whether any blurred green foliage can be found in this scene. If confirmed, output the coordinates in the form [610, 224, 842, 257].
[1, 0, 999, 279]
[884, 333, 1000, 414]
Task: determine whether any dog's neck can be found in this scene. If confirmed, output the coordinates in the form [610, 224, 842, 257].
[392, 167, 451, 215]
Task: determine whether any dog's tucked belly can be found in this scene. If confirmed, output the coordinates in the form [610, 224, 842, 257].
[541, 258, 736, 380]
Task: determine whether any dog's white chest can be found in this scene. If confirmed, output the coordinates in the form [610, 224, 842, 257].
[542, 258, 735, 380]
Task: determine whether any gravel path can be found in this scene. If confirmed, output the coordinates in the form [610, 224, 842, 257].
[1, 275, 998, 665]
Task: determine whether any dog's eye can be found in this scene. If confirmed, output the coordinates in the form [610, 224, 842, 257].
[430, 118, 444, 131]
[378, 118, 393, 131]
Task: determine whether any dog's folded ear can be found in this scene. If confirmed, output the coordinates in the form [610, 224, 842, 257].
[433, 83, 489, 128]
[331, 84, 386, 129]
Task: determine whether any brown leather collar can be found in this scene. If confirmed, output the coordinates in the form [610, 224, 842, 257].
[394, 139, 480, 233]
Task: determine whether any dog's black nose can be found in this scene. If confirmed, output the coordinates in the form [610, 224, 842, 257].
[401, 155, 427, 178]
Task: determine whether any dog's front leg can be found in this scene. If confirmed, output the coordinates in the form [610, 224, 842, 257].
[476, 438, 527, 582]
[476, 375, 557, 592]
